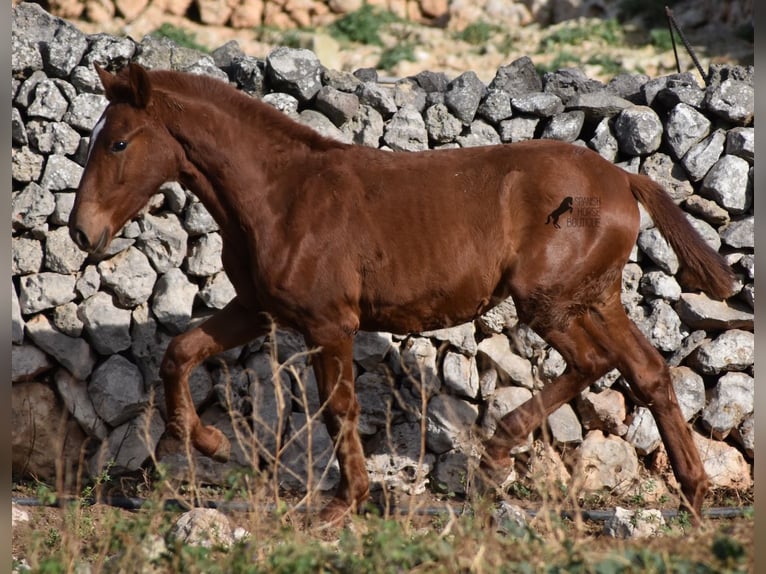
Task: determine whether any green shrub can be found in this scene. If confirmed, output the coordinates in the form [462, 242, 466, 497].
[328, 3, 402, 46]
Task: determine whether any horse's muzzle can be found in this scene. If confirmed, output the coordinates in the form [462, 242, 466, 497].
[70, 224, 109, 255]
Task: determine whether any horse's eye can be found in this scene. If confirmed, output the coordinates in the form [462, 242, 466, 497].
[111, 140, 128, 152]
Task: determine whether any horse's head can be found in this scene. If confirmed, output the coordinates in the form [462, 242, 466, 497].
[69, 63, 183, 255]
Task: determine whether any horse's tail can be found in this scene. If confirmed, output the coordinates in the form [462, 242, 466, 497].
[628, 173, 735, 300]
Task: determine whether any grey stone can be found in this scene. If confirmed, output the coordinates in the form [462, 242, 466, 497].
[481, 386, 532, 452]
[457, 119, 501, 147]
[547, 403, 582, 445]
[12, 182, 55, 230]
[393, 80, 427, 113]
[25, 313, 96, 379]
[27, 80, 69, 122]
[540, 110, 585, 142]
[40, 154, 83, 191]
[356, 371, 396, 435]
[577, 431, 640, 494]
[498, 116, 539, 143]
[90, 354, 148, 427]
[588, 117, 619, 161]
[12, 236, 43, 276]
[199, 272, 236, 310]
[183, 201, 218, 235]
[82, 33, 136, 71]
[477, 297, 517, 334]
[54, 368, 108, 440]
[12, 146, 45, 184]
[569, 90, 633, 121]
[604, 507, 665, 539]
[719, 216, 754, 249]
[75, 264, 100, 299]
[542, 68, 604, 104]
[401, 337, 440, 397]
[152, 268, 199, 334]
[477, 334, 534, 389]
[383, 105, 428, 152]
[639, 152, 694, 202]
[639, 271, 681, 301]
[41, 20, 88, 77]
[186, 232, 223, 277]
[637, 227, 679, 275]
[488, 57, 542, 97]
[355, 82, 398, 118]
[614, 106, 663, 156]
[136, 213, 188, 274]
[444, 71, 487, 125]
[732, 413, 754, 458]
[693, 432, 752, 490]
[12, 284, 24, 344]
[577, 388, 628, 436]
[365, 421, 435, 495]
[18, 272, 76, 314]
[51, 192, 76, 226]
[701, 372, 753, 440]
[63, 93, 109, 133]
[725, 127, 754, 163]
[681, 129, 726, 181]
[670, 366, 705, 421]
[676, 293, 753, 331]
[424, 103, 462, 144]
[664, 103, 710, 159]
[432, 450, 472, 496]
[26, 120, 80, 156]
[91, 408, 164, 476]
[700, 155, 751, 214]
[278, 412, 339, 492]
[169, 508, 235, 549]
[159, 181, 187, 214]
[98, 247, 157, 307]
[43, 225, 87, 274]
[78, 291, 132, 354]
[682, 195, 730, 226]
[703, 79, 753, 125]
[689, 329, 754, 375]
[315, 85, 360, 127]
[265, 47, 322, 102]
[441, 351, 480, 399]
[12, 107, 28, 146]
[624, 406, 661, 455]
[422, 322, 477, 355]
[477, 89, 513, 124]
[343, 104, 384, 147]
[52, 301, 83, 337]
[11, 343, 53, 383]
[298, 109, 352, 143]
[261, 92, 299, 115]
[353, 331, 393, 371]
[510, 92, 564, 117]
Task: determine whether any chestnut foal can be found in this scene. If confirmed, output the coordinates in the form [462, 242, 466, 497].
[70, 63, 734, 523]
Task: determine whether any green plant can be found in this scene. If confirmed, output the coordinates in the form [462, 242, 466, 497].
[649, 27, 674, 51]
[455, 21, 503, 46]
[152, 23, 210, 53]
[539, 19, 623, 53]
[378, 41, 416, 71]
[328, 3, 402, 46]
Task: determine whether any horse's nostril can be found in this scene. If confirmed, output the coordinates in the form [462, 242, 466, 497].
[71, 226, 91, 252]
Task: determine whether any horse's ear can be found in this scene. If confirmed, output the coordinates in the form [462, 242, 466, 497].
[95, 64, 119, 101]
[127, 63, 152, 109]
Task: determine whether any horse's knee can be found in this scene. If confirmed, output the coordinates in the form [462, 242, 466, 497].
[160, 334, 196, 381]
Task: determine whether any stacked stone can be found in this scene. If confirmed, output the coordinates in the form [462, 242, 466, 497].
[12, 3, 753, 502]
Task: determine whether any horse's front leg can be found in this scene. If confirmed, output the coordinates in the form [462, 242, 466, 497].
[160, 297, 271, 461]
[308, 332, 369, 523]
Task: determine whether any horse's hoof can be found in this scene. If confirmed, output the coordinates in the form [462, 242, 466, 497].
[195, 425, 231, 462]
[210, 431, 231, 463]
[474, 456, 514, 497]
[318, 498, 352, 525]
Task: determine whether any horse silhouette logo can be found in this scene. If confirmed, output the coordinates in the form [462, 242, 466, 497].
[546, 196, 573, 229]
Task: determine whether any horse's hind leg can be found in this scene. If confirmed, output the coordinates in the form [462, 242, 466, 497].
[160, 297, 271, 461]
[479, 311, 616, 484]
[588, 301, 708, 522]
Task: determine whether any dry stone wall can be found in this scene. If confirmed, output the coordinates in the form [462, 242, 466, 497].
[12, 2, 754, 504]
